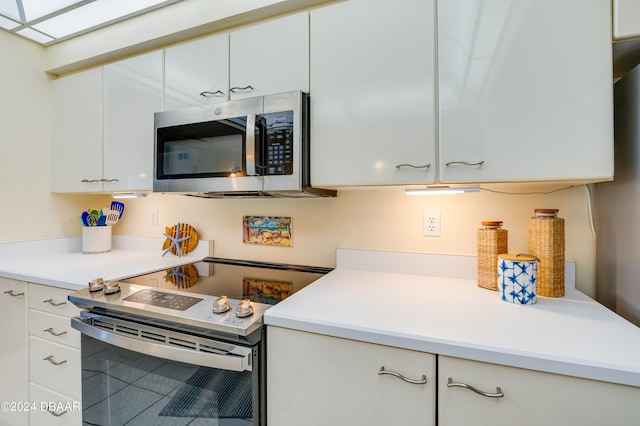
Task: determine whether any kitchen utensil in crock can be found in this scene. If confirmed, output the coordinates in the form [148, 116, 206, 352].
[111, 201, 125, 219]
[105, 209, 120, 226]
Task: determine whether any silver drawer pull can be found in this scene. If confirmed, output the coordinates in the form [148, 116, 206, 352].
[445, 160, 485, 167]
[43, 355, 67, 366]
[447, 377, 503, 398]
[229, 85, 254, 93]
[3, 290, 24, 297]
[48, 409, 68, 417]
[395, 163, 431, 170]
[43, 298, 67, 307]
[378, 366, 427, 385]
[200, 90, 225, 97]
[80, 179, 100, 183]
[43, 327, 67, 337]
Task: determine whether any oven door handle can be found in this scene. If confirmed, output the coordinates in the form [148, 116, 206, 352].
[71, 316, 252, 371]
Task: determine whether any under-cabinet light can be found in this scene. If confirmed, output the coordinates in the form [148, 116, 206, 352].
[111, 192, 149, 199]
[405, 186, 480, 195]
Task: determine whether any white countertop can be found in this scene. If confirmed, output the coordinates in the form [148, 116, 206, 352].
[0, 236, 210, 290]
[264, 249, 640, 388]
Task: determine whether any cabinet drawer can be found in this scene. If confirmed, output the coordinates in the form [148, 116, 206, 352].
[438, 355, 640, 426]
[29, 336, 81, 400]
[28, 284, 81, 317]
[29, 382, 81, 426]
[29, 309, 81, 349]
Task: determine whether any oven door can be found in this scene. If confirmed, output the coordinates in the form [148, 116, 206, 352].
[71, 312, 264, 426]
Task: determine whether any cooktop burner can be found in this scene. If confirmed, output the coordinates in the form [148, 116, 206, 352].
[123, 289, 203, 311]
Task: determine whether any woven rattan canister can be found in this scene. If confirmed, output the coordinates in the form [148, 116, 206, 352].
[477, 221, 508, 290]
[528, 209, 565, 297]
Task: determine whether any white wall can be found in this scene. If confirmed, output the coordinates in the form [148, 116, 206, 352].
[114, 184, 597, 296]
[0, 31, 110, 243]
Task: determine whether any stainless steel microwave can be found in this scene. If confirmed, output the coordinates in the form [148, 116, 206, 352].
[153, 91, 335, 198]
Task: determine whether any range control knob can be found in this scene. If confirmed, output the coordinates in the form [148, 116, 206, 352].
[212, 295, 230, 314]
[103, 281, 121, 295]
[235, 299, 254, 318]
[88, 278, 104, 292]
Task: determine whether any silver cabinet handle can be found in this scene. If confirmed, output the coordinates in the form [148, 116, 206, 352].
[378, 366, 427, 385]
[200, 90, 225, 97]
[43, 327, 67, 337]
[48, 409, 68, 417]
[43, 355, 67, 366]
[395, 163, 431, 170]
[229, 85, 254, 93]
[445, 160, 485, 167]
[447, 377, 503, 398]
[100, 178, 119, 182]
[43, 299, 67, 307]
[3, 290, 24, 297]
[80, 179, 100, 183]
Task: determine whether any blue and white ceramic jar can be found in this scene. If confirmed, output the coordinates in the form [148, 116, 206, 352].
[497, 254, 539, 305]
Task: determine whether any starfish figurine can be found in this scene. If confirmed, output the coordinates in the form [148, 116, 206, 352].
[162, 222, 192, 257]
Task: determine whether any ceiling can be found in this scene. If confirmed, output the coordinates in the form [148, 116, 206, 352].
[0, 0, 183, 45]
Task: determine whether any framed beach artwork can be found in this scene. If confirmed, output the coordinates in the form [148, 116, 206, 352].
[243, 216, 292, 247]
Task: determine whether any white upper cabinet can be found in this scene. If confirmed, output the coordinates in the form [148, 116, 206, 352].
[310, 0, 437, 186]
[613, 0, 640, 40]
[438, 0, 613, 183]
[53, 51, 162, 193]
[230, 12, 309, 99]
[164, 33, 230, 110]
[52, 68, 103, 193]
[103, 51, 163, 192]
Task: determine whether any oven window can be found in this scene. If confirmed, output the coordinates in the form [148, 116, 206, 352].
[80, 335, 255, 425]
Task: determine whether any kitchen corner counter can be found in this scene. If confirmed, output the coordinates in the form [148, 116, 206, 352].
[264, 249, 640, 388]
[0, 236, 211, 290]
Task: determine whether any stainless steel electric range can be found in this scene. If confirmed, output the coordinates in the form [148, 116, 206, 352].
[68, 257, 331, 426]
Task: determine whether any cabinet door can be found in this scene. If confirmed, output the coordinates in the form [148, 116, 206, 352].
[165, 33, 230, 110]
[230, 12, 309, 99]
[438, 0, 613, 183]
[268, 327, 435, 426]
[52, 68, 103, 193]
[103, 51, 163, 192]
[439, 356, 640, 426]
[0, 278, 28, 426]
[614, 0, 640, 40]
[310, 0, 436, 186]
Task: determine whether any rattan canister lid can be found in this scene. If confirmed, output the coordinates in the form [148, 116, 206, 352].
[481, 221, 503, 227]
[498, 253, 539, 262]
[534, 208, 559, 218]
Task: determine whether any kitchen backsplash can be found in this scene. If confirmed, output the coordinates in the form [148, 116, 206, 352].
[110, 184, 596, 297]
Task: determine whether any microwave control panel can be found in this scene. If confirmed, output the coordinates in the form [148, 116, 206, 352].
[262, 111, 294, 176]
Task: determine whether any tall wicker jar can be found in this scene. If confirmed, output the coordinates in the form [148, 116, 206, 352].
[477, 221, 508, 290]
[528, 209, 565, 297]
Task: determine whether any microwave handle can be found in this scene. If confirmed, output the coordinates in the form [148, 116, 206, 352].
[246, 114, 256, 176]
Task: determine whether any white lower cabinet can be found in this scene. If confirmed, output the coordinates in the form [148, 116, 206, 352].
[0, 278, 29, 426]
[29, 382, 82, 426]
[438, 355, 640, 426]
[28, 284, 82, 426]
[267, 327, 436, 426]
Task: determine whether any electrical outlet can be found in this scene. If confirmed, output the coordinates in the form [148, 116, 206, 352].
[423, 211, 440, 237]
[150, 208, 158, 226]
